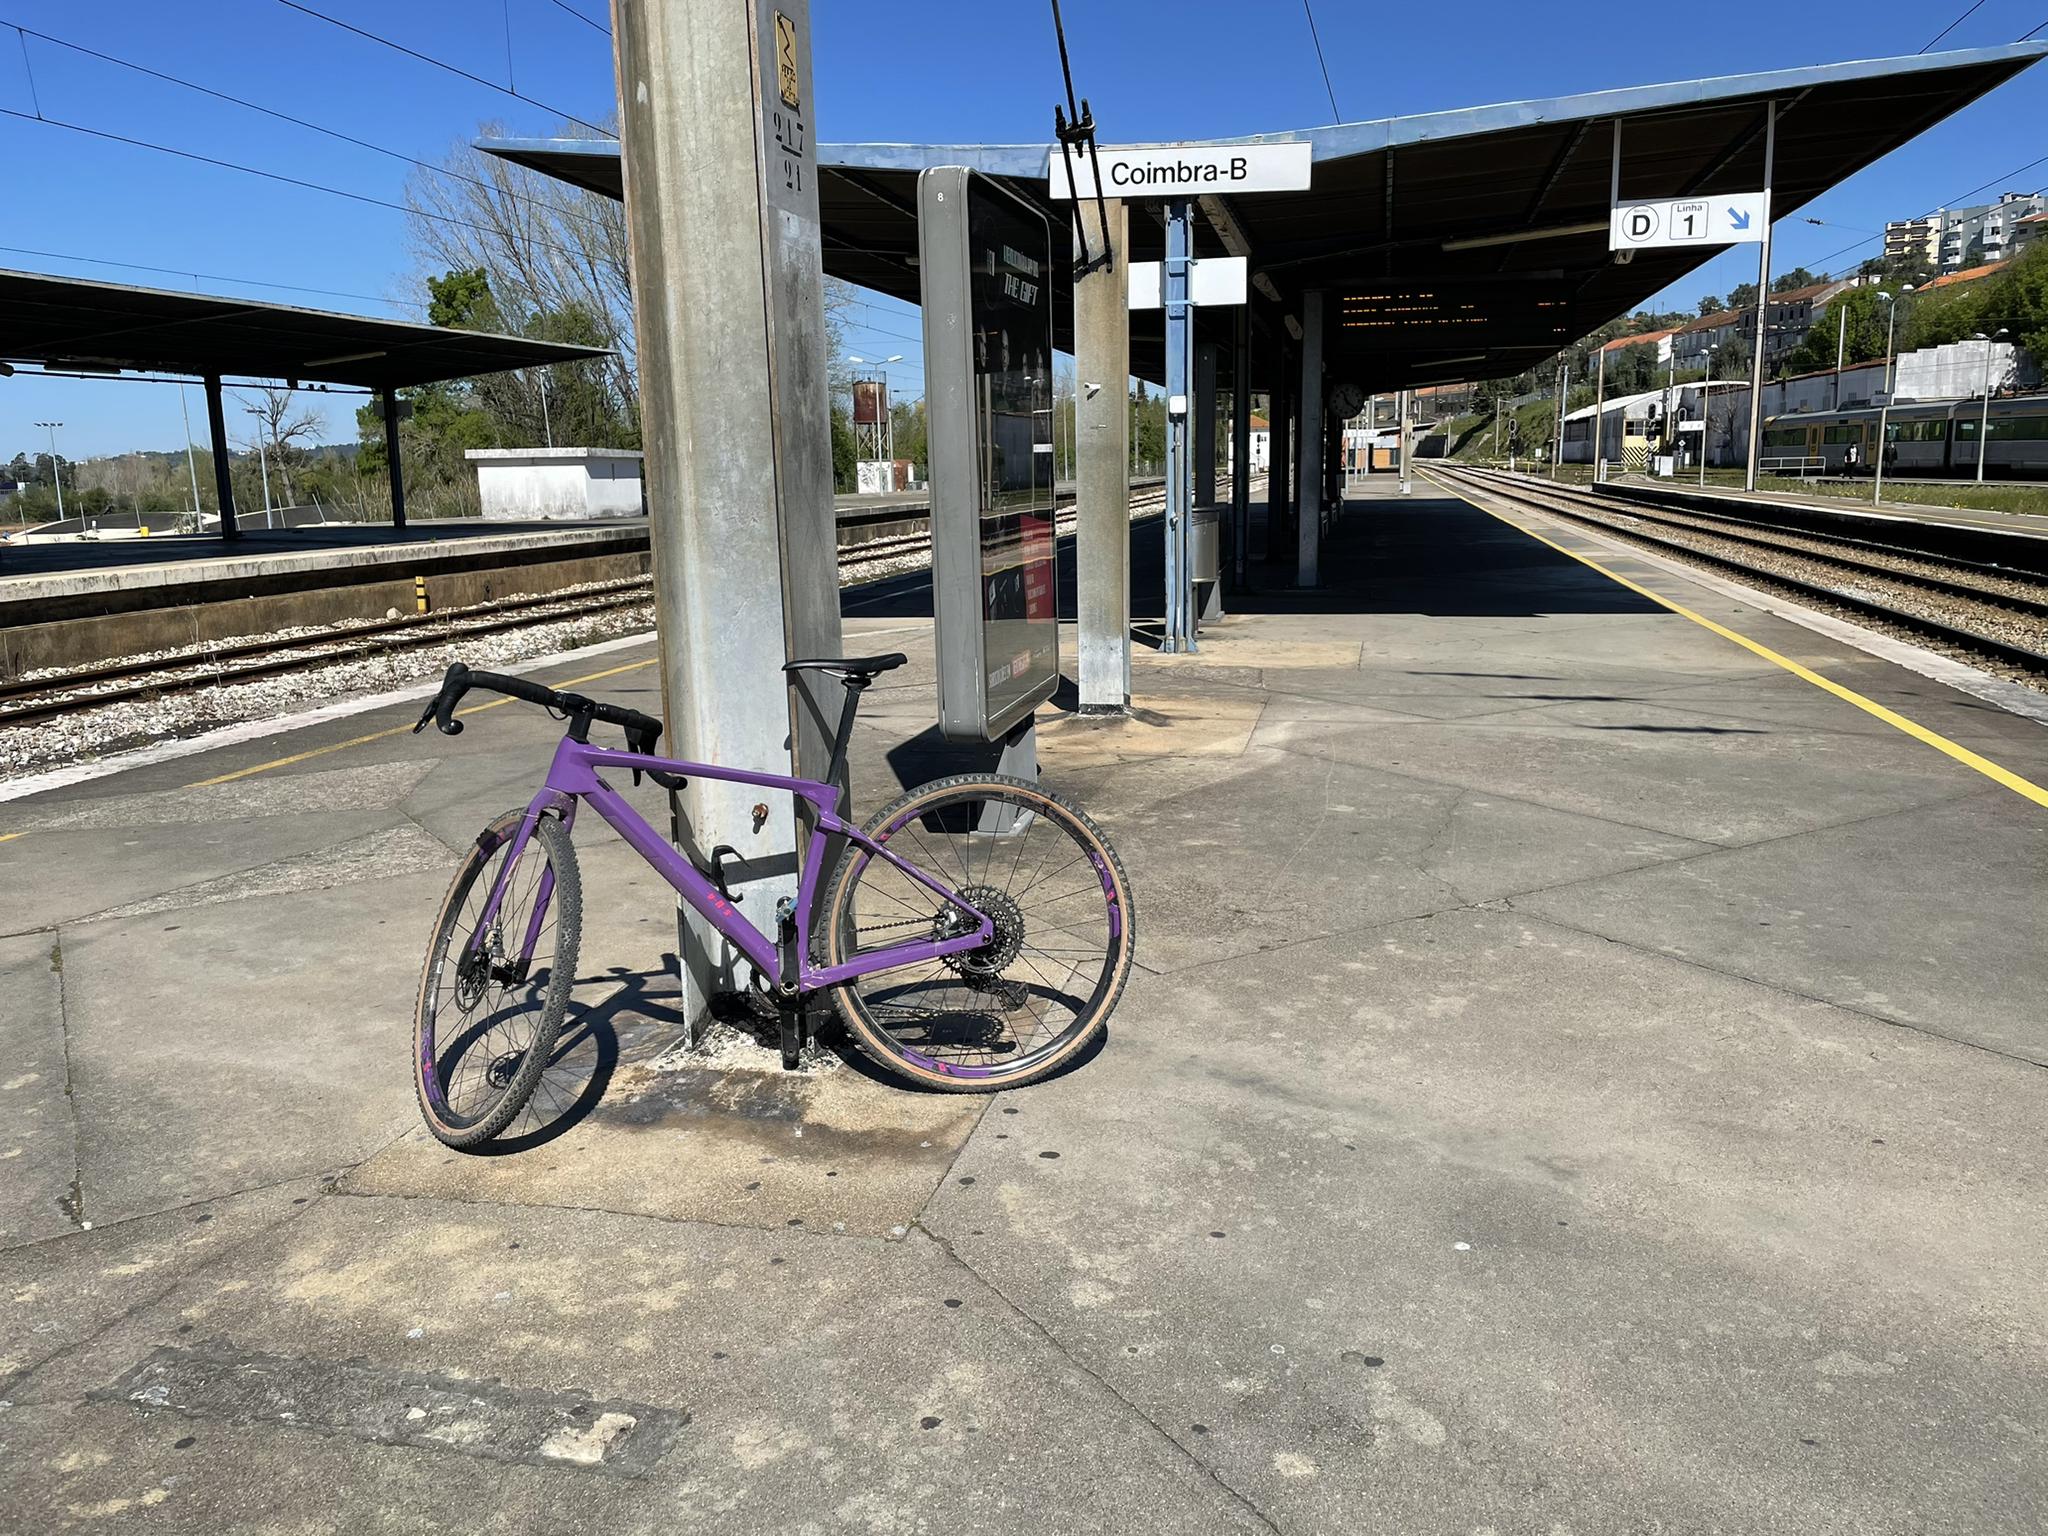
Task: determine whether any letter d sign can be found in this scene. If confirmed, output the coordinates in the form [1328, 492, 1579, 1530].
[1624, 206, 1658, 244]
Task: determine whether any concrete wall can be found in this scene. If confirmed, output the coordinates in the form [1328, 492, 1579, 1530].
[467, 450, 646, 519]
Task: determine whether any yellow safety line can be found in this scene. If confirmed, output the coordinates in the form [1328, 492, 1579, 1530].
[1439, 476, 2048, 810]
[0, 831, 24, 843]
[184, 657, 659, 787]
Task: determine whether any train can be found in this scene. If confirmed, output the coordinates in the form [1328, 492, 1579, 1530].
[1758, 394, 2048, 479]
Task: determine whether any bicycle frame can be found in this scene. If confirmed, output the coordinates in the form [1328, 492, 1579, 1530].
[470, 734, 994, 992]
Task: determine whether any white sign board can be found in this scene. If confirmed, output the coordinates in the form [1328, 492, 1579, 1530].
[1048, 142, 1312, 200]
[1127, 256, 1248, 311]
[1609, 192, 1770, 250]
[1676, 419, 1706, 433]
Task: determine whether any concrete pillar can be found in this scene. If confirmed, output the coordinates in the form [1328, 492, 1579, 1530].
[1194, 341, 1218, 508]
[612, 0, 842, 1030]
[1296, 291, 1325, 587]
[1074, 197, 1130, 715]
[203, 373, 237, 541]
[1230, 306, 1251, 585]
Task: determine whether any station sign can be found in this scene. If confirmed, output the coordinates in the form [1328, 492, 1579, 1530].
[1048, 141, 1312, 200]
[1610, 192, 1770, 250]
[919, 167, 1061, 743]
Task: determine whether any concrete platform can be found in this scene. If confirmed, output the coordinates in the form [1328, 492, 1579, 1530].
[2, 488, 2044, 1532]
[1603, 470, 2048, 542]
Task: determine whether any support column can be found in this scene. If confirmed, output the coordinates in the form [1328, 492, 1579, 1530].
[1074, 196, 1130, 715]
[1397, 388, 1411, 494]
[1162, 198, 1195, 652]
[1743, 99, 1778, 493]
[1230, 306, 1251, 586]
[203, 373, 237, 541]
[1296, 290, 1325, 588]
[1193, 341, 1218, 508]
[1266, 353, 1290, 565]
[380, 387, 408, 529]
[613, 0, 842, 1032]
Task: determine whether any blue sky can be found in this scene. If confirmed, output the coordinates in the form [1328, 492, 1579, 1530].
[2, 0, 2044, 458]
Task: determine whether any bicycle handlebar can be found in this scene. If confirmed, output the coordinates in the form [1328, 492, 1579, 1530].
[412, 662, 663, 755]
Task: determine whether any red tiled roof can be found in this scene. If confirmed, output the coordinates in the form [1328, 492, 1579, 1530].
[1601, 327, 1676, 352]
[1922, 259, 2009, 290]
[1681, 309, 1745, 333]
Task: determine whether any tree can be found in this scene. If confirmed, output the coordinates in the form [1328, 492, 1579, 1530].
[1697, 295, 1724, 317]
[1725, 282, 1758, 313]
[241, 387, 321, 504]
[1778, 286, 1899, 376]
[1770, 267, 1819, 293]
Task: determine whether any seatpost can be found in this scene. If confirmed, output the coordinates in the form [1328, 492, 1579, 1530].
[823, 676, 866, 789]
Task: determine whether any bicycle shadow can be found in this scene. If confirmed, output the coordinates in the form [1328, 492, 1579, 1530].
[465, 958, 1110, 1154]
[465, 960, 688, 1156]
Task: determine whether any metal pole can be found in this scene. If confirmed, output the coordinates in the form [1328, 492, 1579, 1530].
[1700, 349, 1713, 487]
[38, 422, 65, 518]
[539, 372, 554, 449]
[1396, 387, 1410, 494]
[1550, 358, 1567, 479]
[178, 387, 203, 521]
[381, 388, 408, 529]
[1743, 99, 1777, 493]
[1977, 337, 1994, 483]
[1832, 302, 1847, 410]
[1875, 295, 1896, 507]
[1592, 344, 1608, 483]
[1163, 197, 1193, 650]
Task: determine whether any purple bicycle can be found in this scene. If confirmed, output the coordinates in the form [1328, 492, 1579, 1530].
[408, 655, 1135, 1148]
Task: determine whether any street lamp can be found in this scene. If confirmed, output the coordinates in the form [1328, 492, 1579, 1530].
[1971, 329, 2009, 483]
[242, 407, 274, 521]
[32, 421, 64, 518]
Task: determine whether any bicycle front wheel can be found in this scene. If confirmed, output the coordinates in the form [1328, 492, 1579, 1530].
[821, 774, 1135, 1092]
[413, 809, 582, 1148]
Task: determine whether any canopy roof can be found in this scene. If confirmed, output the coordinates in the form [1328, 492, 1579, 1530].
[0, 269, 610, 391]
[483, 42, 2043, 394]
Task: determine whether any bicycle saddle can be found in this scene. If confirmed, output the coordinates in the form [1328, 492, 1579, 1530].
[783, 653, 907, 678]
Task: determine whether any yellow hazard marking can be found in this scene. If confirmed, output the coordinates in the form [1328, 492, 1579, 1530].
[0, 831, 24, 844]
[1445, 477, 2048, 810]
[184, 657, 659, 788]
[774, 12, 800, 107]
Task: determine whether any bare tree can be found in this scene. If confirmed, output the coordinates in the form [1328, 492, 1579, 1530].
[405, 123, 860, 447]
[241, 387, 321, 504]
[403, 124, 638, 434]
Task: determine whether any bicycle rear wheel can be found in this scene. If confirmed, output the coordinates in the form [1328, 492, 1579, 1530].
[413, 810, 581, 1148]
[821, 774, 1135, 1092]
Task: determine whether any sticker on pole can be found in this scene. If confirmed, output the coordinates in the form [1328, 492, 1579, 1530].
[1610, 192, 1769, 249]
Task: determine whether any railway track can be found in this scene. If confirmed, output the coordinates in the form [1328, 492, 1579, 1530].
[2, 481, 1181, 728]
[1427, 464, 2048, 678]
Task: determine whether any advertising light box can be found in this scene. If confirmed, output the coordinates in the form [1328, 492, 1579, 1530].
[918, 167, 1060, 743]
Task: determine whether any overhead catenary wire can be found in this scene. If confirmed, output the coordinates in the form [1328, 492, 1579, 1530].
[274, 0, 615, 139]
[544, 0, 610, 37]
[3, 20, 590, 227]
[1920, 0, 1988, 52]
[1301, 0, 1342, 124]
[0, 244, 428, 312]
[0, 107, 591, 263]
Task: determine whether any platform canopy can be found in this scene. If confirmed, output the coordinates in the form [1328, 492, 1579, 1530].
[481, 42, 2045, 394]
[0, 269, 610, 391]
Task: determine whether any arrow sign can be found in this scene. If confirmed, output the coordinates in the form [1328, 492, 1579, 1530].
[1610, 191, 1769, 249]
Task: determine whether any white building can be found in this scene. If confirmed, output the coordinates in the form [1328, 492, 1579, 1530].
[465, 448, 645, 519]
